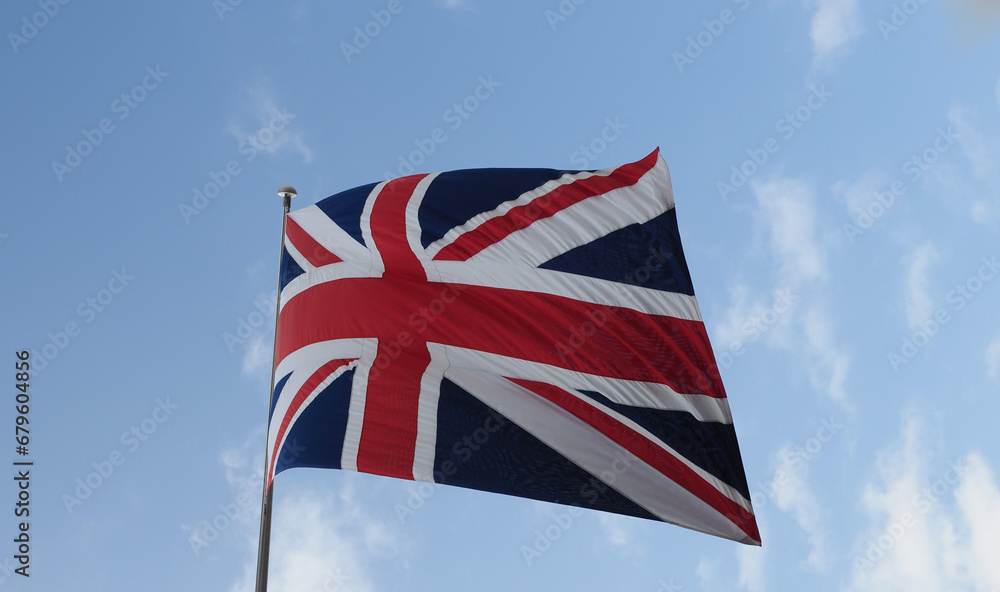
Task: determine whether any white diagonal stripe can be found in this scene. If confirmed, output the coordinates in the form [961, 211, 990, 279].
[445, 365, 755, 544]
[268, 339, 365, 479]
[470, 160, 673, 267]
[426, 155, 673, 266]
[289, 204, 371, 264]
[283, 236, 315, 274]
[429, 260, 701, 322]
[407, 173, 439, 273]
[424, 168, 613, 259]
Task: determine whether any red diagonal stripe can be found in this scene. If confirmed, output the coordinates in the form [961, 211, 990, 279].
[269, 358, 353, 485]
[508, 378, 760, 543]
[286, 215, 342, 268]
[370, 175, 428, 279]
[433, 149, 660, 262]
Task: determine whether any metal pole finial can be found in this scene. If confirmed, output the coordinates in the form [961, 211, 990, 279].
[277, 186, 296, 213]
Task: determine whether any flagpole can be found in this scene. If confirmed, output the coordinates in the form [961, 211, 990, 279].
[255, 185, 296, 592]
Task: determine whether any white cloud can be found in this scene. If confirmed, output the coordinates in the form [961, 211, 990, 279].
[924, 105, 1000, 225]
[180, 430, 266, 558]
[229, 80, 315, 164]
[986, 334, 1000, 381]
[735, 177, 850, 405]
[948, 106, 996, 179]
[753, 177, 827, 286]
[221, 433, 396, 592]
[847, 415, 1000, 592]
[832, 170, 893, 218]
[735, 518, 767, 592]
[434, 0, 477, 12]
[228, 491, 382, 592]
[696, 556, 725, 592]
[220, 427, 266, 513]
[802, 308, 850, 403]
[733, 513, 773, 592]
[947, 106, 1000, 224]
[953, 454, 1000, 589]
[771, 445, 832, 571]
[714, 282, 753, 348]
[598, 513, 628, 547]
[713, 283, 795, 353]
[242, 333, 271, 378]
[903, 241, 941, 330]
[849, 416, 955, 591]
[230, 290, 278, 379]
[596, 514, 646, 563]
[810, 0, 862, 67]
[970, 200, 993, 224]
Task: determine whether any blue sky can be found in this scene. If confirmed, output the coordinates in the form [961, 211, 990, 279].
[2, 0, 1000, 590]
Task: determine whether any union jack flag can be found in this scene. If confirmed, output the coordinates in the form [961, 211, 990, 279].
[266, 149, 760, 545]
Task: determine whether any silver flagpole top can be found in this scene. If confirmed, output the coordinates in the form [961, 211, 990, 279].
[277, 186, 296, 213]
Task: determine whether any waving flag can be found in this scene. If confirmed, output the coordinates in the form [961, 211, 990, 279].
[266, 149, 760, 545]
